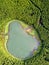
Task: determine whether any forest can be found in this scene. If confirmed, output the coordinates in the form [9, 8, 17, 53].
[0, 0, 49, 65]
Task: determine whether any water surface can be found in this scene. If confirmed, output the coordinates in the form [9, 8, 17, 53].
[7, 21, 39, 59]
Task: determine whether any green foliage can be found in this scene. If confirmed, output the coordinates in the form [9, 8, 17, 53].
[0, 0, 49, 65]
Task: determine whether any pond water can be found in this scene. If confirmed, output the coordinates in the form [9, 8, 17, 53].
[6, 21, 39, 60]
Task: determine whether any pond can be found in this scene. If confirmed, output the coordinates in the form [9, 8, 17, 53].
[6, 21, 39, 60]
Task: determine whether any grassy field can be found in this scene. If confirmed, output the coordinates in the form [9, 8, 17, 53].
[0, 0, 49, 65]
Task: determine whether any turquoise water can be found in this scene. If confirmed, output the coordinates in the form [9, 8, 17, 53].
[7, 21, 39, 59]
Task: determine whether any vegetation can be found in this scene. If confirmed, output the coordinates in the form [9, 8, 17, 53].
[0, 0, 49, 65]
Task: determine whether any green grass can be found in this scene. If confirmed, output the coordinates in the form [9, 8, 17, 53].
[19, 21, 28, 28]
[0, 0, 49, 65]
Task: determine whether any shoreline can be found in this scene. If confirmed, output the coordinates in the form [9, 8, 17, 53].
[4, 20, 22, 61]
[4, 20, 40, 60]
